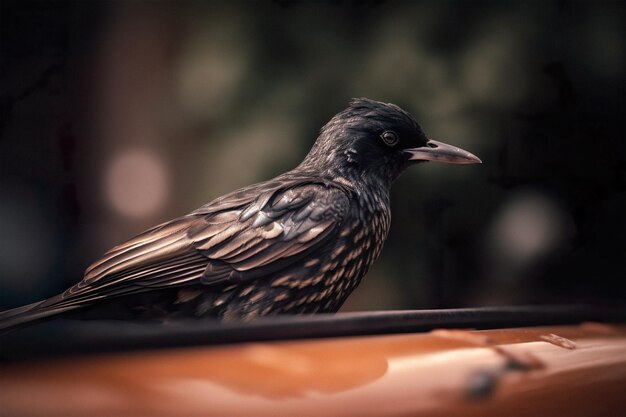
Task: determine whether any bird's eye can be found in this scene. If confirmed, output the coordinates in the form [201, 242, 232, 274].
[381, 130, 399, 147]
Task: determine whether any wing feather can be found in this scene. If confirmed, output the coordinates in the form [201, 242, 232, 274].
[188, 185, 349, 283]
[43, 179, 351, 309]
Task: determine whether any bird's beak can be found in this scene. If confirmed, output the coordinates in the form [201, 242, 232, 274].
[404, 139, 482, 164]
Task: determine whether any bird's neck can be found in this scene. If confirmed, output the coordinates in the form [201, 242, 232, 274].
[337, 167, 390, 195]
[295, 163, 391, 215]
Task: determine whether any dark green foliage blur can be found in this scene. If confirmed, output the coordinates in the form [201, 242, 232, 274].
[0, 0, 624, 311]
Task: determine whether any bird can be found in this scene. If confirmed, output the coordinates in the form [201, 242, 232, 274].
[0, 98, 480, 331]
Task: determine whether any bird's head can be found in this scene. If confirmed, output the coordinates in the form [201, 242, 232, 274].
[300, 98, 480, 188]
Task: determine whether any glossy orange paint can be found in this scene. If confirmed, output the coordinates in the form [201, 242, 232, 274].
[2, 323, 626, 417]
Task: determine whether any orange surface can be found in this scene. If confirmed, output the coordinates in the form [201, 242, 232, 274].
[2, 323, 626, 417]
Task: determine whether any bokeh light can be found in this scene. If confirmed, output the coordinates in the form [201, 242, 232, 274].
[486, 190, 573, 282]
[105, 148, 170, 219]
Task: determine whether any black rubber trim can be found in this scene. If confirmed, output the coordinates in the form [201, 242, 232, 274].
[1, 304, 624, 362]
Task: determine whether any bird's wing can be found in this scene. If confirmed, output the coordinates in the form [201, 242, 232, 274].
[41, 181, 351, 308]
[190, 181, 351, 286]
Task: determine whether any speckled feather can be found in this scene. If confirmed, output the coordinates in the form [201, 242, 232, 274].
[40, 175, 390, 321]
[0, 98, 449, 328]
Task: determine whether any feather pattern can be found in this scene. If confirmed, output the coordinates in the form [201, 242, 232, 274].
[0, 98, 464, 330]
[35, 178, 351, 311]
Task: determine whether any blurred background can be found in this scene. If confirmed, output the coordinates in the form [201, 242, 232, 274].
[0, 0, 624, 312]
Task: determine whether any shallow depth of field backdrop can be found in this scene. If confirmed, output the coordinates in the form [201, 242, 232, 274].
[1, 0, 624, 311]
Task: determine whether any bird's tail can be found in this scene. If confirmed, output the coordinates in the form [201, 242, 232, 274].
[0, 298, 78, 332]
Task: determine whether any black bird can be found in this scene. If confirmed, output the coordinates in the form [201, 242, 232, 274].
[0, 98, 480, 330]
